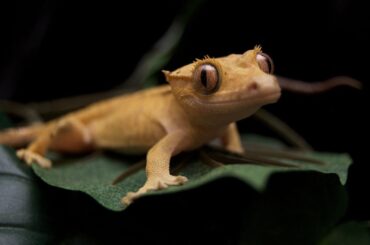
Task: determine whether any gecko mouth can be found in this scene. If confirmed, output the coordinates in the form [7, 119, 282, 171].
[214, 91, 281, 105]
[185, 90, 281, 107]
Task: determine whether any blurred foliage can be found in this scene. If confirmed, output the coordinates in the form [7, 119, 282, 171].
[319, 222, 370, 245]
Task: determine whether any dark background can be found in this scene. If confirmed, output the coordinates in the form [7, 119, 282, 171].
[1, 0, 369, 230]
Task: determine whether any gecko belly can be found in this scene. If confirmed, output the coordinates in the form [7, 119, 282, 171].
[88, 114, 166, 154]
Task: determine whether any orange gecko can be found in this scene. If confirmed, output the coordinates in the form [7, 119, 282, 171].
[0, 46, 282, 204]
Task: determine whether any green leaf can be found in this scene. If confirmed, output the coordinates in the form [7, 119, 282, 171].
[319, 222, 370, 245]
[29, 134, 352, 212]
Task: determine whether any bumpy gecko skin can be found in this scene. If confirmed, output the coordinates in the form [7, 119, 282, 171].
[0, 46, 281, 205]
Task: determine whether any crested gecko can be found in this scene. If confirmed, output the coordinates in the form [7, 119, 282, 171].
[0, 46, 280, 204]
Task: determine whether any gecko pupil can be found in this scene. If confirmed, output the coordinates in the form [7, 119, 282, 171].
[200, 68, 208, 88]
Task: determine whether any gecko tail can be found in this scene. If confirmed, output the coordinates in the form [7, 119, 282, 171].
[0, 124, 44, 148]
[277, 76, 362, 94]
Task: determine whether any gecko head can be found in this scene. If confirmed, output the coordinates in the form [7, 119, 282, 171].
[162, 46, 281, 122]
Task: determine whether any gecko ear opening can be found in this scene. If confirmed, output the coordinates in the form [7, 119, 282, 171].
[162, 70, 171, 83]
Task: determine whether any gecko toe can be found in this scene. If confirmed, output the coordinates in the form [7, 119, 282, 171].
[121, 193, 133, 205]
[157, 181, 168, 189]
[16, 149, 52, 168]
[175, 175, 188, 184]
[122, 191, 144, 205]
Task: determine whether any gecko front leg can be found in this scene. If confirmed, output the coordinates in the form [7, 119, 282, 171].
[221, 122, 244, 154]
[122, 132, 188, 205]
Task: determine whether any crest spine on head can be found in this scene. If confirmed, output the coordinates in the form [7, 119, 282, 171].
[254, 45, 262, 53]
[192, 55, 220, 70]
[191, 55, 223, 78]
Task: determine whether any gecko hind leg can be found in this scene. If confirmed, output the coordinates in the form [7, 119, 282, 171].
[17, 118, 93, 168]
[49, 118, 93, 153]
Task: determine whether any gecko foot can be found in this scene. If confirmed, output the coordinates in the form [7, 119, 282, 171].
[121, 174, 188, 205]
[16, 149, 52, 168]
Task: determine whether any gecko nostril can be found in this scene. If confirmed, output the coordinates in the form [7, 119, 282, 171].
[248, 82, 259, 92]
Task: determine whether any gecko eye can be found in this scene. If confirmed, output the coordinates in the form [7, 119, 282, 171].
[257, 52, 274, 74]
[194, 63, 220, 94]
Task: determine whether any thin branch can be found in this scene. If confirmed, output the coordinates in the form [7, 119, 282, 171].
[244, 145, 325, 165]
[112, 160, 146, 185]
[0, 100, 42, 124]
[28, 89, 132, 117]
[199, 150, 225, 168]
[171, 152, 196, 175]
[202, 147, 298, 168]
[253, 109, 313, 151]
[277, 75, 362, 94]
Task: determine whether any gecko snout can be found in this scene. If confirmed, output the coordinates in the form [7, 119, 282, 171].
[248, 75, 281, 103]
[248, 82, 259, 92]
